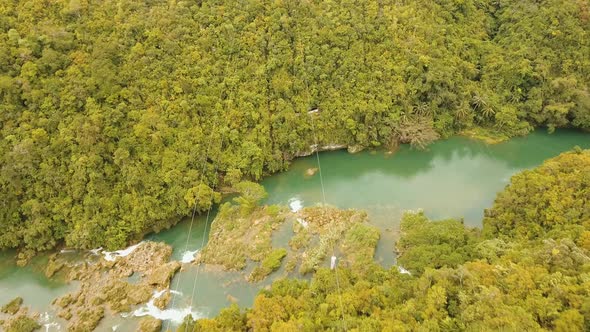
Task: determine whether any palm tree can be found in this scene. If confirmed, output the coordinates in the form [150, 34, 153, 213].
[455, 107, 471, 120]
[471, 93, 495, 119]
[471, 93, 487, 111]
[482, 106, 496, 118]
[414, 102, 431, 117]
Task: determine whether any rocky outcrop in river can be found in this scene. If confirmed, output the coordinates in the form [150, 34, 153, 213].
[0, 297, 41, 332]
[52, 241, 179, 331]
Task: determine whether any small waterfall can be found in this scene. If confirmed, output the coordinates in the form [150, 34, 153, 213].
[129, 290, 206, 324]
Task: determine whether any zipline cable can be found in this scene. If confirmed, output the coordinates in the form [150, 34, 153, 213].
[189, 160, 220, 308]
[164, 133, 215, 332]
[309, 111, 348, 331]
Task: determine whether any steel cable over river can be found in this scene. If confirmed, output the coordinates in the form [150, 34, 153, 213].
[1, 129, 589, 330]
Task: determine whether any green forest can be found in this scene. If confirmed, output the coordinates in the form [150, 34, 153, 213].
[178, 150, 590, 331]
[1, 0, 589, 252]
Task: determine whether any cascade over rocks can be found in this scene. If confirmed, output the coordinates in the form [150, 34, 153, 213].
[51, 241, 181, 332]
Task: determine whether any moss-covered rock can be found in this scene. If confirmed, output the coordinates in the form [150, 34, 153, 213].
[45, 255, 66, 278]
[137, 316, 162, 332]
[2, 314, 40, 332]
[53, 241, 179, 330]
[153, 290, 171, 310]
[106, 242, 173, 279]
[305, 167, 319, 176]
[460, 127, 508, 144]
[104, 281, 152, 312]
[199, 204, 288, 272]
[145, 261, 181, 287]
[347, 145, 365, 153]
[200, 204, 373, 280]
[15, 250, 35, 267]
[57, 309, 72, 320]
[68, 307, 104, 332]
[1, 297, 23, 315]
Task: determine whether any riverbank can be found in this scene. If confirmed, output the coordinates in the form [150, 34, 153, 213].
[1, 129, 590, 329]
[0, 127, 575, 265]
[179, 149, 590, 331]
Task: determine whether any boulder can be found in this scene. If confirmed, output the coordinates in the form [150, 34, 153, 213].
[137, 317, 162, 332]
[1, 297, 23, 315]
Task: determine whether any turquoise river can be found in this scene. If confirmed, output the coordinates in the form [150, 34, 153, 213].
[1, 129, 589, 331]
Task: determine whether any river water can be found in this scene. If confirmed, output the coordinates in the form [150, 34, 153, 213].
[1, 130, 588, 331]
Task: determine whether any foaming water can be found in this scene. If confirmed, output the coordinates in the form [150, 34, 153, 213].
[2, 129, 589, 326]
[131, 290, 206, 324]
[296, 218, 309, 228]
[181, 250, 200, 264]
[101, 242, 143, 262]
[288, 197, 304, 212]
[40, 311, 62, 332]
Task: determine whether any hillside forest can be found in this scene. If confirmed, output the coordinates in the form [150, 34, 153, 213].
[1, 0, 589, 251]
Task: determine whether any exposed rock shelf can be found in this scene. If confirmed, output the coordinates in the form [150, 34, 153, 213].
[52, 242, 180, 331]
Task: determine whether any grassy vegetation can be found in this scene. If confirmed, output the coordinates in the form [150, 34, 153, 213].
[293, 207, 370, 275]
[199, 184, 376, 281]
[341, 223, 381, 270]
[459, 127, 510, 144]
[397, 212, 480, 274]
[179, 150, 590, 331]
[248, 248, 288, 282]
[198, 201, 288, 271]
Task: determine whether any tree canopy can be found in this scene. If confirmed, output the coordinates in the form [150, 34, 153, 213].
[0, 0, 589, 251]
[483, 149, 590, 243]
[179, 150, 590, 331]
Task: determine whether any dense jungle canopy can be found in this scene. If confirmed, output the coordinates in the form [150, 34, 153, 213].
[179, 150, 590, 331]
[0, 0, 589, 251]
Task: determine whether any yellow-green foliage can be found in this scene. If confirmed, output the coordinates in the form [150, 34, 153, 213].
[288, 227, 311, 250]
[397, 212, 479, 274]
[248, 248, 288, 282]
[295, 207, 368, 274]
[201, 204, 372, 279]
[341, 223, 380, 268]
[1, 0, 589, 252]
[459, 127, 509, 144]
[484, 150, 590, 241]
[233, 181, 268, 216]
[178, 148, 590, 332]
[180, 304, 246, 332]
[199, 203, 287, 271]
